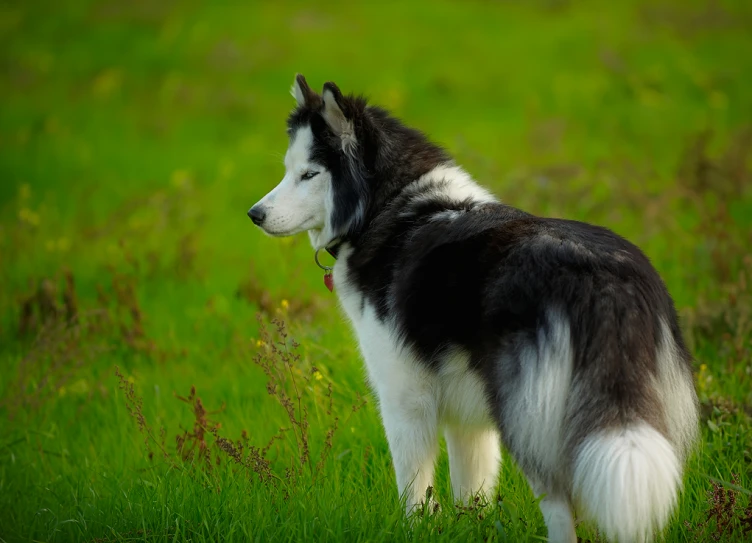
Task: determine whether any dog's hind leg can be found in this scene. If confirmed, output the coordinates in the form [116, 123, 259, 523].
[528, 478, 577, 543]
[539, 497, 577, 543]
[445, 424, 501, 503]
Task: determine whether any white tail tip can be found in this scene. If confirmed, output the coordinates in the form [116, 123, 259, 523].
[573, 424, 682, 542]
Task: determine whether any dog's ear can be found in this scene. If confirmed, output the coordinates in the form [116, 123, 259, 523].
[291, 74, 319, 107]
[322, 82, 350, 136]
[322, 81, 356, 151]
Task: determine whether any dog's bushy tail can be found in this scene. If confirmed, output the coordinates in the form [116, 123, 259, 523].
[572, 423, 681, 543]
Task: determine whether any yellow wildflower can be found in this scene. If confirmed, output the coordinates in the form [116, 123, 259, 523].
[19, 207, 40, 226]
[170, 169, 191, 189]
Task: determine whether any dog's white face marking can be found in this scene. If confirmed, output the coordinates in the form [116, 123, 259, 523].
[252, 125, 331, 238]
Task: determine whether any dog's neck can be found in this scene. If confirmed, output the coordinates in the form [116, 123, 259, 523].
[307, 229, 347, 255]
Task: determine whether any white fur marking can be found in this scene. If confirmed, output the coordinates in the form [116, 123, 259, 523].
[412, 164, 497, 205]
[503, 312, 573, 475]
[429, 210, 464, 221]
[437, 349, 494, 426]
[252, 126, 330, 238]
[655, 319, 699, 459]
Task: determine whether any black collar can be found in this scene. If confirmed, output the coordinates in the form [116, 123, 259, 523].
[325, 240, 344, 260]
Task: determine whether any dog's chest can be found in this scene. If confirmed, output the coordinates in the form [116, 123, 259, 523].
[333, 254, 493, 428]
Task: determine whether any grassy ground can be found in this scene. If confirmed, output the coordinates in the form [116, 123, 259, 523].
[1, 0, 751, 541]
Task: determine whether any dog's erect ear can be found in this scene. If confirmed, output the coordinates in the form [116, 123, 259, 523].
[322, 81, 356, 149]
[291, 74, 319, 107]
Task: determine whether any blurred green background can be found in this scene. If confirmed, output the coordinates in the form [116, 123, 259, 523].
[1, 1, 751, 541]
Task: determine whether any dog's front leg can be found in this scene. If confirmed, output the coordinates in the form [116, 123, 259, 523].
[445, 424, 501, 503]
[347, 302, 440, 514]
[376, 375, 440, 514]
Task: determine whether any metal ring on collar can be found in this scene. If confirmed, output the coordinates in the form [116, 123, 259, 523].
[314, 248, 333, 272]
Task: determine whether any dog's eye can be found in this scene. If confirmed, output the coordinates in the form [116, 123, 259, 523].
[301, 171, 319, 181]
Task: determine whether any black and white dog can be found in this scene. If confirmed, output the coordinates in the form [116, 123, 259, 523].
[248, 75, 699, 543]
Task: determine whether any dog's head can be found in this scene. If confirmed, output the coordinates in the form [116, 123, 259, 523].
[248, 74, 369, 249]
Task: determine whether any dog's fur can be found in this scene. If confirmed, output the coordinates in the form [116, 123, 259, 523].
[248, 75, 699, 543]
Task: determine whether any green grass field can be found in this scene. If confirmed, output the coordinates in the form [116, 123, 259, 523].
[1, 0, 751, 541]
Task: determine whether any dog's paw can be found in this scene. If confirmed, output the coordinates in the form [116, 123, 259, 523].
[406, 486, 441, 516]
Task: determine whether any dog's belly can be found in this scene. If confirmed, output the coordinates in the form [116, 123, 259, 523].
[436, 349, 494, 428]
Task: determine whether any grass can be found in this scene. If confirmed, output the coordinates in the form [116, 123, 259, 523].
[1, 0, 751, 541]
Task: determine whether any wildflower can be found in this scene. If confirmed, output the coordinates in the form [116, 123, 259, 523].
[18, 207, 40, 226]
[170, 169, 191, 189]
[92, 69, 122, 98]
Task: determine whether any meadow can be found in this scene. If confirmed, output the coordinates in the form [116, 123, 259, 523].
[1, 0, 751, 541]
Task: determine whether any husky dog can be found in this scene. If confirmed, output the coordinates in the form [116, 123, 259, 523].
[248, 75, 699, 543]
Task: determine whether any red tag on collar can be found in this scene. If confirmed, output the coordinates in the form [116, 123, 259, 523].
[324, 271, 334, 292]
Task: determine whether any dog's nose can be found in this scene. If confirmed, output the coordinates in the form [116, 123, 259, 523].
[248, 205, 266, 225]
